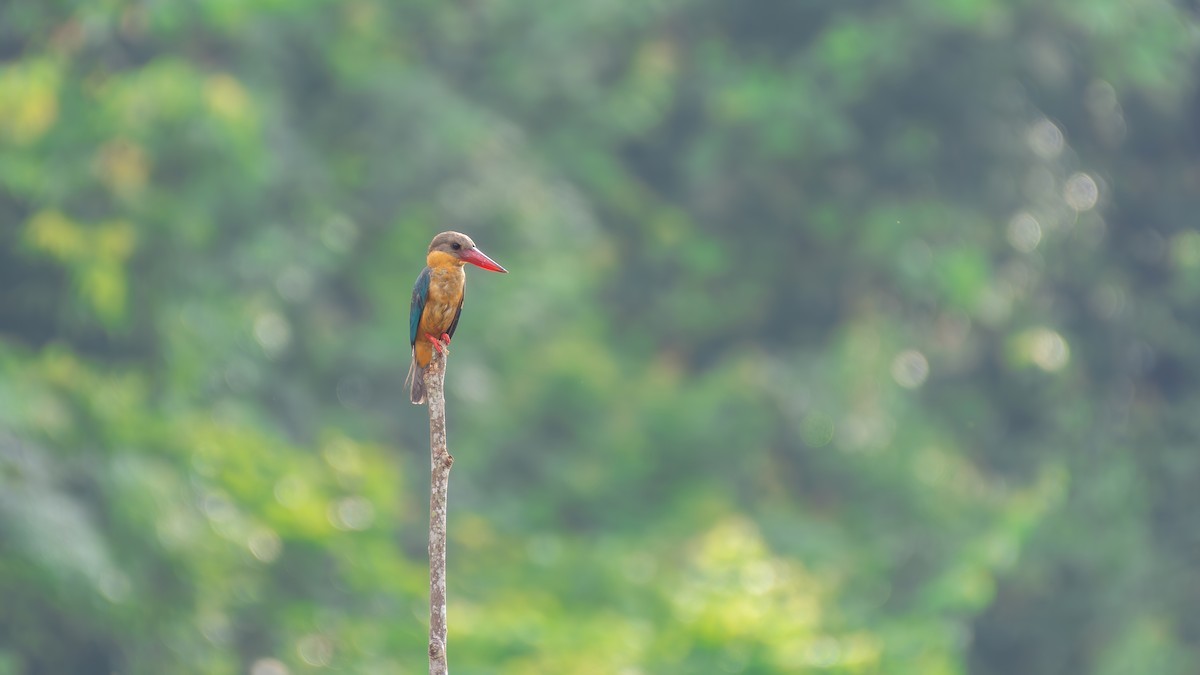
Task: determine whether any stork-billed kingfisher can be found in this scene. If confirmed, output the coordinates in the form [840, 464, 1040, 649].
[406, 231, 507, 404]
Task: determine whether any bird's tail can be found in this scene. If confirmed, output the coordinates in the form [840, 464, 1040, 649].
[406, 354, 426, 405]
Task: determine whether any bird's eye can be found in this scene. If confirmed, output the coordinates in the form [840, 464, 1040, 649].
[451, 242, 462, 250]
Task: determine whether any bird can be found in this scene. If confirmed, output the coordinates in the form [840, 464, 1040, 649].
[406, 231, 508, 404]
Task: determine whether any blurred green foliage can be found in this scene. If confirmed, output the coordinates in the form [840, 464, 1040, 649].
[1, 1, 1199, 673]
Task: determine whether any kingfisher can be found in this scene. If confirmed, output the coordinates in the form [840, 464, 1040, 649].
[406, 231, 508, 404]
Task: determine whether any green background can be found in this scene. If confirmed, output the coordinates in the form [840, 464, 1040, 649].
[2, 1, 1198, 673]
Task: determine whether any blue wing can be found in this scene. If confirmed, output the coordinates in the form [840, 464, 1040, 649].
[409, 266, 431, 347]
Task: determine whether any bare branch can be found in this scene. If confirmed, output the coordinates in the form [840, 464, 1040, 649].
[425, 349, 453, 675]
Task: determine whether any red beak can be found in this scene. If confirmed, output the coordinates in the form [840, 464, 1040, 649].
[459, 246, 508, 273]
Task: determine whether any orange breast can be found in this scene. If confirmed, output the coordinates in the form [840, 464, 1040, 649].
[413, 262, 466, 368]
[418, 299, 460, 338]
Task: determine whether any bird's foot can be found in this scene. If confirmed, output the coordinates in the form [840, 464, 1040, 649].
[426, 333, 451, 356]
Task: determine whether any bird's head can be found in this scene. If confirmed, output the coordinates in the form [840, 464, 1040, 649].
[427, 231, 508, 273]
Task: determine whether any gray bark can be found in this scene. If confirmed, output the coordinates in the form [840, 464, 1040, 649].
[425, 350, 452, 675]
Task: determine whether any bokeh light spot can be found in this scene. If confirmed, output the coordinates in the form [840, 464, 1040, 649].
[200, 612, 232, 646]
[1063, 173, 1099, 211]
[840, 414, 894, 453]
[254, 311, 291, 356]
[1006, 212, 1042, 253]
[329, 496, 374, 531]
[1023, 328, 1070, 372]
[322, 437, 363, 475]
[250, 658, 290, 675]
[1026, 118, 1064, 159]
[1089, 284, 1126, 320]
[156, 510, 200, 550]
[249, 528, 282, 563]
[297, 634, 333, 667]
[1031, 331, 1069, 371]
[201, 492, 236, 523]
[890, 350, 930, 389]
[335, 375, 371, 410]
